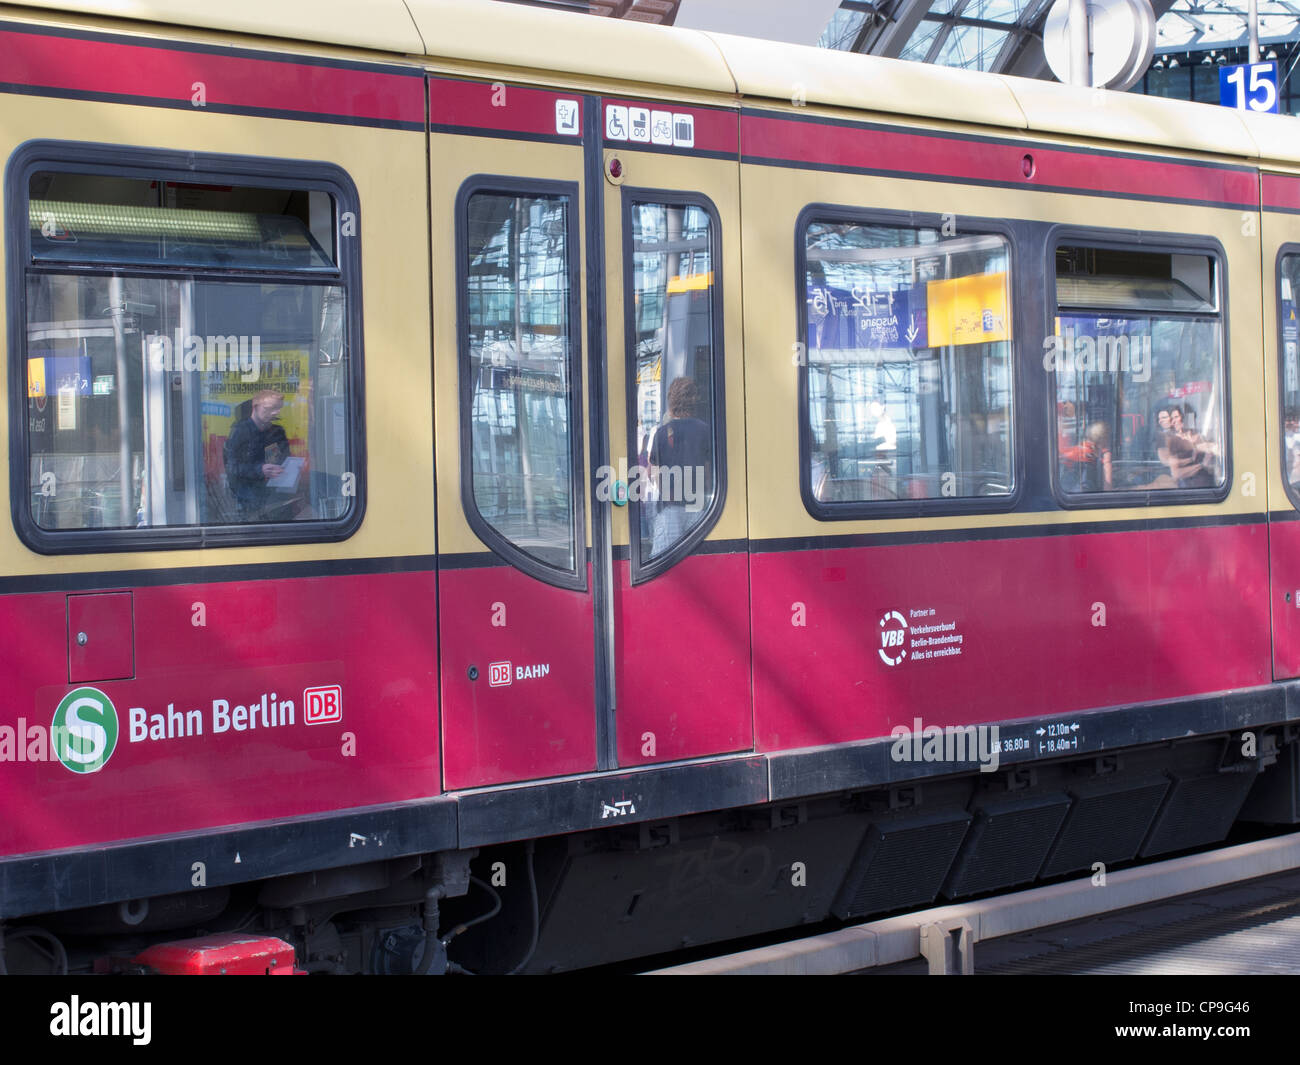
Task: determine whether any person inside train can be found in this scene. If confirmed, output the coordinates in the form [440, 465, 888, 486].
[869, 400, 897, 455]
[223, 389, 294, 521]
[1153, 403, 1211, 489]
[1286, 407, 1300, 485]
[1169, 404, 1220, 487]
[648, 376, 711, 554]
[1060, 420, 1114, 492]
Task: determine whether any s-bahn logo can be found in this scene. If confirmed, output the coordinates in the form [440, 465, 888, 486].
[878, 611, 909, 666]
[52, 687, 119, 774]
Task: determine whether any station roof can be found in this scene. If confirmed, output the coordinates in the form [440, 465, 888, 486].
[820, 0, 1300, 79]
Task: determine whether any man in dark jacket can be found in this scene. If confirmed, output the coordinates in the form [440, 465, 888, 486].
[223, 390, 289, 521]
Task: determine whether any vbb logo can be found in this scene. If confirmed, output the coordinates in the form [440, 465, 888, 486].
[303, 685, 342, 725]
[488, 661, 512, 687]
[878, 610, 909, 667]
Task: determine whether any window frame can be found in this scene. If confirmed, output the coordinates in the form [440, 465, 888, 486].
[1277, 242, 1300, 513]
[455, 174, 587, 591]
[6, 140, 366, 554]
[1045, 226, 1232, 510]
[621, 187, 727, 584]
[795, 204, 1023, 521]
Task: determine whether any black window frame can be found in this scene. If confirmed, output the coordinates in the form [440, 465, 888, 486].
[1045, 226, 1232, 510]
[796, 204, 1023, 521]
[621, 187, 727, 584]
[6, 139, 366, 554]
[455, 174, 587, 592]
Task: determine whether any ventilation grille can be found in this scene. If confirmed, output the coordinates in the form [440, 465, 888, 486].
[1140, 770, 1258, 858]
[1040, 778, 1170, 878]
[832, 808, 971, 920]
[942, 792, 1071, 899]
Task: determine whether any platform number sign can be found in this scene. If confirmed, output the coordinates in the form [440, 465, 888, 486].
[1220, 62, 1279, 114]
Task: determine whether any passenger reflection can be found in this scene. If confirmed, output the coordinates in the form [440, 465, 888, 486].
[1061, 421, 1113, 492]
[648, 377, 710, 556]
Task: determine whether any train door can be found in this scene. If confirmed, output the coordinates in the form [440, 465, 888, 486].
[1265, 170, 1300, 678]
[431, 82, 751, 789]
[596, 100, 752, 767]
[431, 80, 599, 790]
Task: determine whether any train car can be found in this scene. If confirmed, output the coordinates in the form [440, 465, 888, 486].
[2, 0, 1300, 974]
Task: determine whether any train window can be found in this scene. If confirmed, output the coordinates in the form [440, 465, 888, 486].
[1280, 252, 1300, 502]
[800, 218, 1015, 514]
[1051, 244, 1227, 500]
[460, 186, 583, 585]
[625, 196, 725, 578]
[11, 150, 361, 552]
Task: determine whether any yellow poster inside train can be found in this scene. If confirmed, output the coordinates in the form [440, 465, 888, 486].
[200, 345, 311, 484]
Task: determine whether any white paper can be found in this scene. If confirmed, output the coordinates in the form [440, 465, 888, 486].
[266, 455, 304, 490]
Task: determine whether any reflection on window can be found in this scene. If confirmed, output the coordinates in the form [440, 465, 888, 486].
[803, 221, 1014, 506]
[628, 202, 719, 563]
[24, 174, 352, 533]
[1280, 255, 1300, 493]
[1052, 246, 1225, 495]
[465, 192, 576, 573]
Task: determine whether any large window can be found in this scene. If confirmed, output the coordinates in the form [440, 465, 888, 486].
[1051, 242, 1227, 500]
[801, 216, 1015, 515]
[625, 195, 724, 577]
[460, 184, 583, 586]
[11, 147, 360, 551]
[1279, 250, 1300, 502]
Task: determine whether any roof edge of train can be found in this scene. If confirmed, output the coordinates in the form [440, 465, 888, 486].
[5, 0, 1300, 169]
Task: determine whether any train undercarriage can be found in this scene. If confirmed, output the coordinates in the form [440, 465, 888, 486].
[5, 726, 1298, 975]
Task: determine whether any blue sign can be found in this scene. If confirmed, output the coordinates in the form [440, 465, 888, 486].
[1220, 62, 1279, 114]
[806, 283, 928, 351]
[28, 351, 92, 396]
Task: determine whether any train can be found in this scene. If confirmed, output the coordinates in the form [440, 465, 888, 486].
[2, 0, 1300, 974]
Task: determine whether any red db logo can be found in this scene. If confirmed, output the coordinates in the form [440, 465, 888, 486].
[488, 661, 513, 687]
[303, 685, 343, 725]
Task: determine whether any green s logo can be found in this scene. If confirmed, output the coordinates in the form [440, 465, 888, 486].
[51, 687, 118, 774]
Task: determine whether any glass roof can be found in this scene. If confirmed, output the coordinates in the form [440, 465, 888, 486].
[1155, 0, 1300, 51]
[931, 24, 1010, 68]
[962, 0, 1034, 23]
[820, 0, 1050, 70]
[818, 5, 871, 49]
[820, 0, 1300, 74]
[898, 18, 944, 60]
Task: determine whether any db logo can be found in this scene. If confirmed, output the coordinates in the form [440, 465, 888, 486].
[488, 661, 512, 687]
[303, 685, 343, 725]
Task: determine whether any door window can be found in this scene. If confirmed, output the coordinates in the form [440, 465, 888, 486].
[625, 196, 725, 577]
[461, 185, 584, 585]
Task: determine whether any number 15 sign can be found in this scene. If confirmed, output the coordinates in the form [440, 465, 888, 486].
[1220, 61, 1280, 114]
